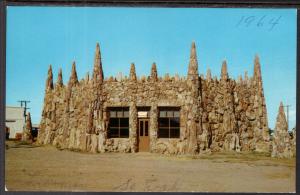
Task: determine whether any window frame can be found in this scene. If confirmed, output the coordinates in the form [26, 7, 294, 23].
[158, 107, 180, 139]
[107, 107, 129, 138]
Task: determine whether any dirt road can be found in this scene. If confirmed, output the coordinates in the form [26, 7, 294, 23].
[5, 141, 295, 192]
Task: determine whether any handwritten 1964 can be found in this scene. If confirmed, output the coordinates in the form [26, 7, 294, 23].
[236, 15, 282, 31]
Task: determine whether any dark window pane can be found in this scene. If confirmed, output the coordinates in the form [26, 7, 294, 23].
[140, 121, 144, 136]
[159, 118, 169, 127]
[107, 107, 130, 139]
[160, 111, 166, 117]
[120, 128, 129, 138]
[158, 128, 169, 138]
[170, 128, 180, 138]
[120, 118, 129, 127]
[170, 117, 180, 128]
[108, 128, 119, 138]
[145, 121, 148, 136]
[109, 118, 119, 127]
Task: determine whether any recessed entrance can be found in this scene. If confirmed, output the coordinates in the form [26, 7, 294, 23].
[138, 119, 150, 152]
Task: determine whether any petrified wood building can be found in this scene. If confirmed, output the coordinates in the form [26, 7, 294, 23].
[37, 42, 270, 154]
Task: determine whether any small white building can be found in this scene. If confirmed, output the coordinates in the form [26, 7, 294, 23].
[6, 106, 25, 139]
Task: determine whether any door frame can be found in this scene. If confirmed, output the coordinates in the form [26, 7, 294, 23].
[138, 118, 150, 152]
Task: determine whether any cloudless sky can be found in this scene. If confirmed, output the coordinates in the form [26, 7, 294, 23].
[6, 7, 296, 130]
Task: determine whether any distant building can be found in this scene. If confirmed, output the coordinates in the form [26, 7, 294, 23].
[6, 106, 25, 139]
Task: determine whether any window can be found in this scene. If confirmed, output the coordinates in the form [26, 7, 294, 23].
[158, 107, 180, 138]
[108, 107, 129, 138]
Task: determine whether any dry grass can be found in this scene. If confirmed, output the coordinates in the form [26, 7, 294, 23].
[188, 151, 294, 165]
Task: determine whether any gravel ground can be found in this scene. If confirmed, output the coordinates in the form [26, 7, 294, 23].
[5, 141, 295, 192]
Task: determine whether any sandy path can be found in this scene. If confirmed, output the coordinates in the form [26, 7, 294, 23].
[5, 143, 295, 192]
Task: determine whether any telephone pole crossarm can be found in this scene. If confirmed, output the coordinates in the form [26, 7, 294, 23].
[18, 100, 31, 122]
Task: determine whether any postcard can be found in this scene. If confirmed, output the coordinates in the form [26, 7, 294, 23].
[5, 6, 296, 192]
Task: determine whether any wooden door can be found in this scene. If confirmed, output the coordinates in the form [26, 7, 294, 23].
[138, 119, 150, 152]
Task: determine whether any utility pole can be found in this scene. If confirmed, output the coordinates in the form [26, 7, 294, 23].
[283, 104, 291, 131]
[18, 100, 30, 123]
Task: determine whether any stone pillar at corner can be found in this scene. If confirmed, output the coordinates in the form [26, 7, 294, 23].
[129, 102, 138, 152]
[186, 42, 201, 154]
[149, 104, 158, 152]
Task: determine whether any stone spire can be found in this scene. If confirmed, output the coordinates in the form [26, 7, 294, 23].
[46, 65, 54, 90]
[221, 60, 228, 81]
[253, 54, 262, 82]
[253, 54, 265, 98]
[56, 68, 63, 87]
[187, 42, 199, 79]
[187, 41, 200, 154]
[151, 62, 158, 81]
[93, 43, 104, 83]
[129, 63, 137, 81]
[206, 68, 212, 81]
[275, 102, 288, 133]
[69, 61, 78, 87]
[272, 102, 292, 158]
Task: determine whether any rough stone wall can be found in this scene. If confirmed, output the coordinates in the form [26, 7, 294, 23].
[200, 58, 269, 153]
[291, 127, 296, 157]
[37, 42, 277, 155]
[201, 65, 239, 152]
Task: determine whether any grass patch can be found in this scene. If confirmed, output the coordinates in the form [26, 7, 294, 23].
[14, 141, 32, 145]
[172, 151, 295, 167]
[5, 140, 41, 149]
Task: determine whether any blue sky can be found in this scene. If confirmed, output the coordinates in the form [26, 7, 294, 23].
[6, 7, 296, 130]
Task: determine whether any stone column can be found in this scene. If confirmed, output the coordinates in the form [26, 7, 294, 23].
[186, 42, 201, 154]
[98, 106, 107, 153]
[150, 104, 158, 152]
[61, 97, 70, 149]
[129, 102, 138, 152]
